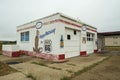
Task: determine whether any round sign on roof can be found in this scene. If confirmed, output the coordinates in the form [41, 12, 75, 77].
[82, 25, 86, 31]
[36, 22, 42, 29]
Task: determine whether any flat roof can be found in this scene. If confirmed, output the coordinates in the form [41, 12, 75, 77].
[98, 31, 120, 36]
[17, 12, 97, 29]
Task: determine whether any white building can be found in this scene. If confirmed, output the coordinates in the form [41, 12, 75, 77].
[3, 13, 98, 60]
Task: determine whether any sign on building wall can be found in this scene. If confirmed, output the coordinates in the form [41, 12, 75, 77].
[33, 21, 56, 53]
[33, 22, 43, 53]
[44, 40, 52, 53]
[60, 35, 64, 48]
[40, 28, 56, 38]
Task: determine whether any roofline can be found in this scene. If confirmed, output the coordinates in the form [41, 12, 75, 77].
[98, 31, 120, 36]
[17, 13, 60, 28]
[59, 13, 97, 29]
[17, 12, 97, 29]
[0, 40, 16, 42]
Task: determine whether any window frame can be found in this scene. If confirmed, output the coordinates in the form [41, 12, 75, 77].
[20, 31, 30, 42]
[87, 33, 94, 41]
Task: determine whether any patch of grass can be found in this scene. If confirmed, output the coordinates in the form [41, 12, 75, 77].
[49, 66, 62, 70]
[61, 56, 112, 80]
[72, 66, 89, 77]
[26, 73, 36, 80]
[71, 56, 111, 77]
[32, 62, 61, 70]
[32, 62, 47, 67]
[0, 61, 17, 76]
[67, 63, 76, 66]
[60, 76, 70, 80]
[49, 61, 54, 64]
[104, 46, 120, 51]
[66, 70, 73, 73]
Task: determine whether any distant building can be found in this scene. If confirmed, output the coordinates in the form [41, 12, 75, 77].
[0, 41, 16, 52]
[98, 31, 120, 51]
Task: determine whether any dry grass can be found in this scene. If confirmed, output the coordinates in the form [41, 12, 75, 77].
[67, 63, 76, 66]
[32, 62, 62, 70]
[61, 56, 111, 80]
[32, 62, 47, 66]
[26, 73, 36, 80]
[104, 46, 120, 51]
[66, 70, 74, 73]
[0, 61, 17, 76]
[60, 76, 70, 80]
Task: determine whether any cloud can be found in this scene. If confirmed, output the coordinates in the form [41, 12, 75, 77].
[0, 0, 120, 40]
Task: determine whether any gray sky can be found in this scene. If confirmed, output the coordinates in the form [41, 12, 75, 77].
[0, 0, 120, 41]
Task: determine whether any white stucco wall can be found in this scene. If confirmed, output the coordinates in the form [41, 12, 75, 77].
[17, 28, 36, 51]
[17, 14, 65, 55]
[2, 45, 19, 51]
[16, 13, 97, 58]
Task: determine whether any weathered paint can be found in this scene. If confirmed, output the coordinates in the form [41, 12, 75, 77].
[2, 50, 20, 57]
[94, 49, 98, 53]
[80, 51, 87, 56]
[17, 19, 97, 32]
[19, 50, 64, 60]
[3, 13, 97, 60]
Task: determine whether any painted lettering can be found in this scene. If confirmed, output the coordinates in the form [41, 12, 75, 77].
[40, 28, 56, 38]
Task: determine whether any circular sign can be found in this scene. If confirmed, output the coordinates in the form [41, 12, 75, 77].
[82, 25, 86, 31]
[36, 22, 42, 29]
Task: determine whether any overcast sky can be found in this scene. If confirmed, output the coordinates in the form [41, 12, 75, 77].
[0, 0, 120, 41]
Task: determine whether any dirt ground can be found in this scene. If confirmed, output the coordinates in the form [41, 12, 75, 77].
[0, 53, 107, 80]
[71, 52, 120, 80]
[0, 61, 16, 76]
[0, 51, 120, 80]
